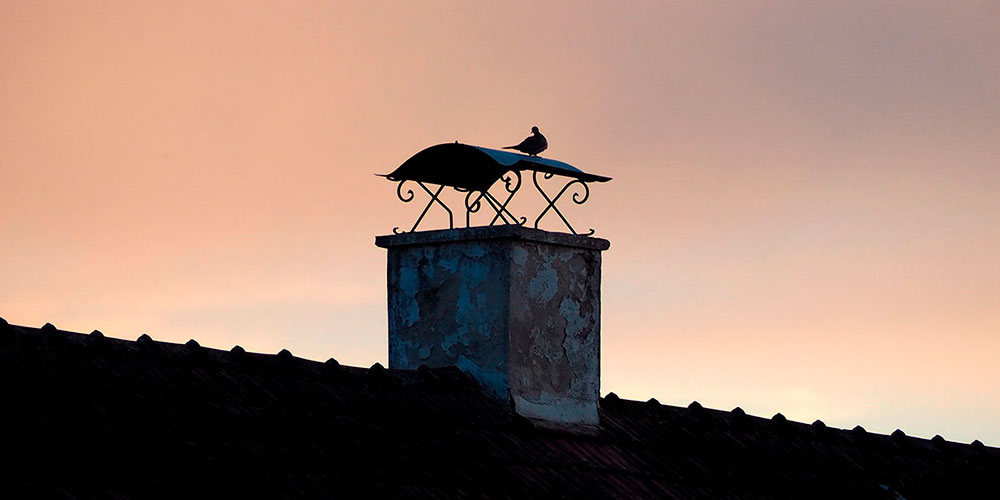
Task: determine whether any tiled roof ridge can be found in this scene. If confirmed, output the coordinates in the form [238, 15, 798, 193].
[5, 316, 1000, 498]
[0, 318, 476, 392]
[4, 317, 998, 459]
[600, 392, 1000, 457]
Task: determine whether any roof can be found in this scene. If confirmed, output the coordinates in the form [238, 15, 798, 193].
[3, 318, 998, 499]
[382, 143, 612, 192]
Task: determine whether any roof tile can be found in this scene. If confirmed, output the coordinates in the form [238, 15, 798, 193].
[1, 322, 997, 499]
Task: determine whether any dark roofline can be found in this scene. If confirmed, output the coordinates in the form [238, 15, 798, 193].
[3, 316, 998, 456]
[600, 392, 999, 460]
[0, 317, 478, 393]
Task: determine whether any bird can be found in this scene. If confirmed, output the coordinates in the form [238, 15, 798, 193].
[503, 126, 548, 156]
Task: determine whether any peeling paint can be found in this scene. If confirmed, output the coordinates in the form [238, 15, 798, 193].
[559, 298, 584, 338]
[528, 269, 558, 302]
[512, 245, 528, 267]
[378, 226, 608, 428]
[397, 266, 421, 327]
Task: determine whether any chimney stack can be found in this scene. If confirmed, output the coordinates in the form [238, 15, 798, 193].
[376, 225, 608, 428]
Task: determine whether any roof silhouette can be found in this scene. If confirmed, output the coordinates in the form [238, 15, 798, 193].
[2, 319, 998, 499]
[383, 143, 611, 192]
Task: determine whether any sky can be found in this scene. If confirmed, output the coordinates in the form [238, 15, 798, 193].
[2, 1, 998, 444]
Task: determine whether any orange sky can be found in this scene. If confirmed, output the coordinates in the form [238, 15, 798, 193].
[2, 1, 999, 444]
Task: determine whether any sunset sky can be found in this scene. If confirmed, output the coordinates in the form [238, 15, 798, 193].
[2, 1, 998, 444]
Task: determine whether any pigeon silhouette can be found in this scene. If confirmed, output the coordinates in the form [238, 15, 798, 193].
[503, 126, 548, 156]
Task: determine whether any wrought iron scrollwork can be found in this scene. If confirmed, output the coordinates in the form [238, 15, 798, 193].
[462, 188, 482, 228]
[392, 179, 453, 234]
[532, 171, 595, 236]
[391, 171, 595, 235]
[383, 143, 609, 236]
[490, 171, 526, 226]
[396, 180, 414, 203]
[461, 170, 526, 228]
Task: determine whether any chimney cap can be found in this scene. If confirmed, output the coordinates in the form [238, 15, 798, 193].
[376, 225, 609, 251]
[382, 142, 611, 235]
[381, 143, 611, 192]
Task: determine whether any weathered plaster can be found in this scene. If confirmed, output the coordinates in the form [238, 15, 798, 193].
[377, 226, 608, 427]
[508, 240, 602, 427]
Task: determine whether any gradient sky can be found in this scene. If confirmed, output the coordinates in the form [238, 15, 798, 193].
[2, 1, 998, 444]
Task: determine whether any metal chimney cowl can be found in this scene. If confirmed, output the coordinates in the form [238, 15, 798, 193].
[376, 225, 608, 428]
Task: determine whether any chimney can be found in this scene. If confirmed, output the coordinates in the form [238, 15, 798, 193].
[376, 225, 608, 428]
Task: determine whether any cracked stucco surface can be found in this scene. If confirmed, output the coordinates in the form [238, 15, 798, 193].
[509, 242, 601, 425]
[382, 228, 604, 425]
[387, 240, 511, 399]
